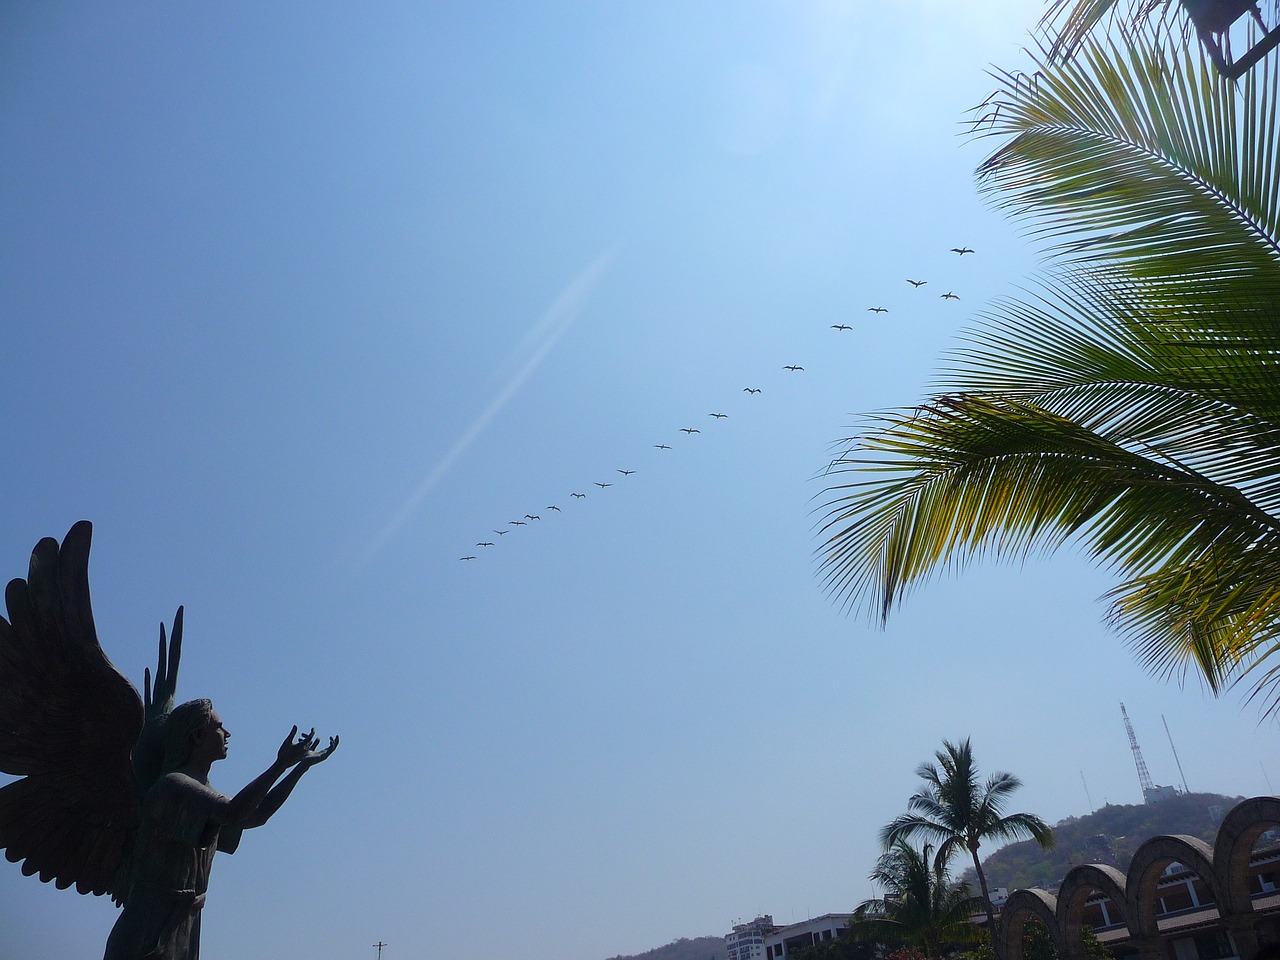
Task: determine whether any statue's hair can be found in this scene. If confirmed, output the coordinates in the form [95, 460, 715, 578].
[162, 698, 216, 773]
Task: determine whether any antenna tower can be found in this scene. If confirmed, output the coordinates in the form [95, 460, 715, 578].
[1162, 715, 1190, 793]
[1121, 703, 1155, 801]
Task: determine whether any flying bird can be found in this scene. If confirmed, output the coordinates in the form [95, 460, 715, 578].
[477, 542, 494, 547]
[831, 324, 852, 331]
[460, 556, 476, 561]
[654, 443, 672, 450]
[680, 427, 701, 434]
[510, 520, 527, 526]
[494, 530, 508, 535]
[783, 365, 804, 372]
[571, 492, 586, 498]
[525, 514, 540, 521]
[951, 246, 974, 255]
[743, 387, 761, 394]
[595, 482, 612, 488]
[867, 307, 888, 314]
[709, 413, 727, 419]
[941, 291, 960, 300]
[906, 279, 926, 288]
[617, 469, 635, 476]
[547, 505, 561, 512]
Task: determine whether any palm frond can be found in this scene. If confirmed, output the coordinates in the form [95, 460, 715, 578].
[1039, 0, 1177, 62]
[976, 32, 1280, 301]
[852, 840, 982, 956]
[820, 20, 1280, 709]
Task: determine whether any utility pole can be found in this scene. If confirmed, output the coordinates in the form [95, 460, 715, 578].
[374, 942, 388, 960]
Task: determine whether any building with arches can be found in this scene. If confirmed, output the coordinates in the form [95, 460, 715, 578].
[997, 797, 1280, 960]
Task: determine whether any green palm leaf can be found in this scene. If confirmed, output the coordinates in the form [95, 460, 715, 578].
[851, 840, 983, 960]
[818, 26, 1280, 711]
[877, 741, 1054, 933]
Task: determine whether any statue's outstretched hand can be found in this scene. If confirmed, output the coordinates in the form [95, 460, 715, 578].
[276, 726, 318, 767]
[302, 735, 339, 767]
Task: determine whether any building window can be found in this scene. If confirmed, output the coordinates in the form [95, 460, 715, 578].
[1193, 930, 1234, 960]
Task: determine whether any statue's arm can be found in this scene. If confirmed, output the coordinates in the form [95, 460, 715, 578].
[215, 727, 316, 826]
[241, 735, 339, 829]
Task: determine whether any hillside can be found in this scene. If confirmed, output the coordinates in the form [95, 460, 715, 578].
[971, 791, 1247, 890]
[605, 936, 728, 960]
[602, 794, 1249, 960]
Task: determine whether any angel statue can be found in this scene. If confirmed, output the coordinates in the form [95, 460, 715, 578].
[0, 521, 339, 960]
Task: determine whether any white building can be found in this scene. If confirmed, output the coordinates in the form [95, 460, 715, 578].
[727, 916, 778, 960]
[764, 914, 852, 960]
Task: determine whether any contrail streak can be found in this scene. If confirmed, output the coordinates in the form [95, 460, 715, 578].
[354, 247, 616, 568]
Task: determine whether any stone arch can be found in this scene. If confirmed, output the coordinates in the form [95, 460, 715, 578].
[1126, 834, 1218, 939]
[999, 888, 1062, 960]
[1058, 863, 1131, 958]
[1214, 796, 1280, 915]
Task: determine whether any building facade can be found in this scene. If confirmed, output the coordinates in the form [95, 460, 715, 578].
[764, 914, 852, 960]
[997, 796, 1280, 960]
[727, 916, 778, 960]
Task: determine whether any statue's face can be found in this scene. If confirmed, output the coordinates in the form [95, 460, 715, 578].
[192, 709, 230, 763]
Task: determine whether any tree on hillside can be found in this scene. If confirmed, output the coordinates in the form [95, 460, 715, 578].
[972, 791, 1242, 890]
[817, 23, 1280, 715]
[848, 840, 983, 960]
[881, 740, 1054, 931]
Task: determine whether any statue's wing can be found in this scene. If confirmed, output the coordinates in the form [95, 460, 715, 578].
[0, 521, 144, 896]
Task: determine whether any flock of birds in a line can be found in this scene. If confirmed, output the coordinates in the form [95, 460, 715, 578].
[457, 247, 976, 560]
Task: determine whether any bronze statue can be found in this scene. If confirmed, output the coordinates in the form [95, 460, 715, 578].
[0, 521, 338, 960]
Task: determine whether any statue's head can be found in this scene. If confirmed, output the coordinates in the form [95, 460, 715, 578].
[162, 698, 223, 772]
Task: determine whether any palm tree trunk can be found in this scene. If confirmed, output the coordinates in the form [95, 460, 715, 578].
[970, 843, 996, 932]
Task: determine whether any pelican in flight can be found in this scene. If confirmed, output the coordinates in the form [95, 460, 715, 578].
[618, 469, 635, 476]
[867, 307, 888, 314]
[595, 481, 612, 488]
[831, 324, 852, 331]
[547, 505, 561, 512]
[941, 291, 960, 300]
[654, 443, 672, 450]
[525, 514, 540, 521]
[951, 246, 974, 255]
[510, 520, 527, 526]
[571, 492, 586, 498]
[783, 365, 804, 372]
[477, 541, 494, 547]
[743, 387, 761, 394]
[460, 556, 476, 561]
[680, 427, 700, 434]
[709, 413, 727, 419]
[906, 279, 926, 288]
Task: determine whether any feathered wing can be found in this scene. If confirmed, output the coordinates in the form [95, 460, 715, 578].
[0, 521, 144, 897]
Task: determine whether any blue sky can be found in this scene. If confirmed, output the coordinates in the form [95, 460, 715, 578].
[2, 3, 1276, 960]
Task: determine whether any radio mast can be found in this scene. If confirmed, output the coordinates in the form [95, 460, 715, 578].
[1121, 703, 1155, 802]
[1162, 715, 1190, 794]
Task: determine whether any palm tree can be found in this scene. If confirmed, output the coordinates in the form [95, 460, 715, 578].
[817, 24, 1280, 713]
[1040, 0, 1280, 64]
[880, 739, 1054, 931]
[849, 839, 983, 960]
